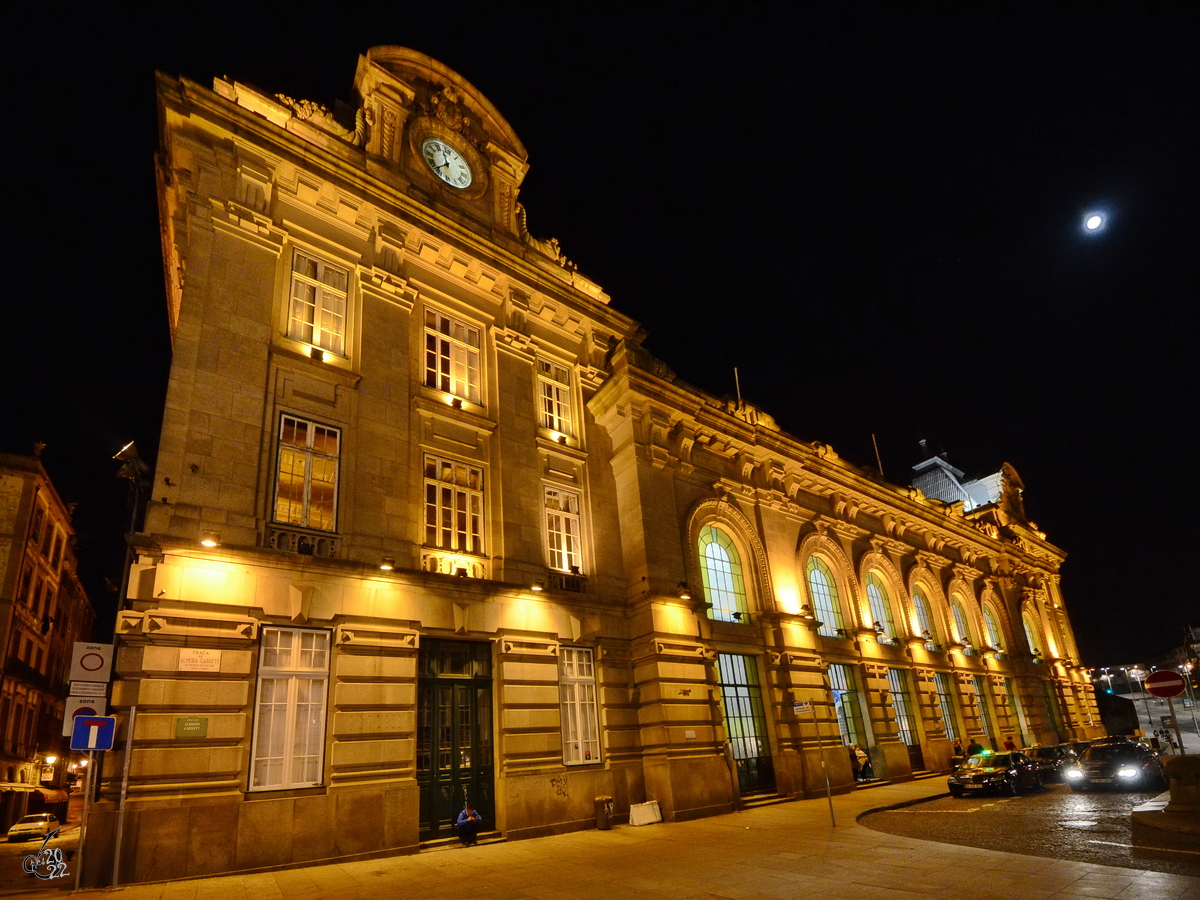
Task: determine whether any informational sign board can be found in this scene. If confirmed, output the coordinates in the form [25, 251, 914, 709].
[62, 697, 108, 736]
[1145, 670, 1187, 699]
[178, 648, 221, 672]
[175, 716, 208, 739]
[793, 700, 813, 715]
[71, 715, 116, 751]
[70, 681, 108, 698]
[69, 643, 113, 683]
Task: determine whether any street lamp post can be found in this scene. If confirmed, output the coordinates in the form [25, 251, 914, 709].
[1181, 663, 1200, 739]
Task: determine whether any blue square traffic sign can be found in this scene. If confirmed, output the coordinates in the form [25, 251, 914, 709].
[71, 715, 116, 751]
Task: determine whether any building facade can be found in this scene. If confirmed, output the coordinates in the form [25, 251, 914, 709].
[0, 452, 96, 829]
[84, 47, 1101, 884]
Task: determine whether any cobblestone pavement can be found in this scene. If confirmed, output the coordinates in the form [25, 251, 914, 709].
[861, 781, 1200, 878]
[3, 779, 1199, 899]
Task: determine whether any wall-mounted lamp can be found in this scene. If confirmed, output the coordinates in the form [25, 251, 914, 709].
[310, 346, 323, 360]
[379, 557, 395, 571]
[872, 621, 885, 634]
[531, 580, 545, 592]
[200, 530, 221, 548]
[452, 397, 464, 410]
[732, 611, 744, 622]
[43, 755, 56, 766]
[557, 434, 567, 445]
[677, 582, 692, 601]
[454, 567, 468, 577]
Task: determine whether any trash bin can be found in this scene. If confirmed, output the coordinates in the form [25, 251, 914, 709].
[594, 795, 614, 830]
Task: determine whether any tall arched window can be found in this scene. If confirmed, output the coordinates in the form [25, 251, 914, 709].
[950, 599, 974, 655]
[983, 605, 1005, 654]
[866, 572, 896, 641]
[912, 589, 936, 647]
[805, 557, 844, 637]
[1022, 611, 1044, 661]
[698, 525, 749, 622]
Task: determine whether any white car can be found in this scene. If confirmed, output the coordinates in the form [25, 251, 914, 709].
[7, 813, 59, 842]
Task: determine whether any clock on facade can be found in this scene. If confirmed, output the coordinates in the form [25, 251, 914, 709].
[421, 138, 473, 189]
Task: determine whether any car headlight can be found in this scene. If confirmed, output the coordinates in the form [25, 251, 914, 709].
[1118, 768, 1139, 778]
[1065, 769, 1083, 779]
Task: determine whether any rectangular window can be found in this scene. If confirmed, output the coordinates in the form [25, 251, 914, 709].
[537, 358, 572, 436]
[559, 647, 601, 765]
[886, 668, 917, 747]
[545, 487, 582, 573]
[423, 454, 484, 555]
[829, 663, 864, 747]
[424, 309, 481, 404]
[934, 672, 958, 741]
[288, 250, 348, 355]
[273, 415, 341, 532]
[250, 627, 330, 790]
[974, 675, 992, 736]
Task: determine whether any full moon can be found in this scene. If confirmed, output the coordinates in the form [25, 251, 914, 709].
[1085, 214, 1103, 231]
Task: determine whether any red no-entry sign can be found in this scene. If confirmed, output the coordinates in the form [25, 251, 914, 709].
[1144, 670, 1187, 698]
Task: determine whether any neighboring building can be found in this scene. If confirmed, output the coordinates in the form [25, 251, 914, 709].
[84, 47, 1101, 884]
[0, 452, 96, 829]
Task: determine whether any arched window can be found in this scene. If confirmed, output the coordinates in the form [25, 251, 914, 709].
[983, 606, 1005, 654]
[806, 557, 844, 637]
[698, 525, 748, 622]
[950, 599, 974, 655]
[1022, 611, 1044, 661]
[866, 572, 896, 641]
[912, 589, 937, 647]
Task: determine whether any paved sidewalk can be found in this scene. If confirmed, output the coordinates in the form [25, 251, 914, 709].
[15, 779, 1200, 899]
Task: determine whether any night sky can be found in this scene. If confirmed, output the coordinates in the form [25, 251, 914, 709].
[5, 6, 1197, 664]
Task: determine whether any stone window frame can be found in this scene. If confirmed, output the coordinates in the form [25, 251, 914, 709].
[543, 484, 585, 575]
[559, 646, 602, 766]
[697, 524, 751, 623]
[271, 413, 342, 533]
[423, 453, 485, 557]
[804, 556, 846, 638]
[248, 626, 331, 792]
[865, 572, 899, 643]
[950, 597, 976, 655]
[982, 604, 1007, 656]
[423, 306, 483, 405]
[536, 357, 574, 438]
[286, 248, 351, 357]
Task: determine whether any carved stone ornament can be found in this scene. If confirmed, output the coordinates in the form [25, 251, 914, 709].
[274, 94, 371, 147]
[515, 203, 577, 270]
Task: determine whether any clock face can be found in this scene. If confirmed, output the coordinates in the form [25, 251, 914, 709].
[421, 138, 473, 189]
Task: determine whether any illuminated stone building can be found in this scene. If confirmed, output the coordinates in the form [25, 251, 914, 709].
[0, 452, 95, 828]
[85, 47, 1101, 884]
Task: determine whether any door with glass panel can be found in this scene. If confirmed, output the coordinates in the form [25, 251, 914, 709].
[717, 653, 775, 794]
[887, 668, 925, 771]
[417, 641, 494, 840]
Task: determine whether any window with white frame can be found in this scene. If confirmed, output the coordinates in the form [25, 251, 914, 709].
[1022, 611, 1044, 661]
[274, 415, 340, 532]
[805, 557, 844, 637]
[866, 572, 897, 642]
[697, 525, 749, 622]
[983, 605, 1006, 655]
[912, 589, 937, 648]
[951, 599, 974, 655]
[537, 358, 573, 436]
[423, 454, 484, 555]
[559, 646, 601, 765]
[934, 671, 959, 741]
[424, 309, 481, 403]
[288, 250, 348, 356]
[250, 627, 330, 790]
[545, 487, 582, 573]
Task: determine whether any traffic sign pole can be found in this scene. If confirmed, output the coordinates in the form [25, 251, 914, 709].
[74, 750, 93, 892]
[1168, 697, 1185, 754]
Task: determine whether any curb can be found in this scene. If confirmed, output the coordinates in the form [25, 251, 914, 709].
[855, 789, 950, 822]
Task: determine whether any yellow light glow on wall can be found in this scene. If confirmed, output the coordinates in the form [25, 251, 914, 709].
[774, 583, 801, 616]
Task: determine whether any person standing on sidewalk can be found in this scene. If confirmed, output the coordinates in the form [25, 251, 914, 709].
[849, 745, 862, 781]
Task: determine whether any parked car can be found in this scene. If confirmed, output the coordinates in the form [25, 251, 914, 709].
[948, 751, 1042, 797]
[1021, 744, 1077, 782]
[1064, 742, 1165, 792]
[7, 813, 59, 842]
